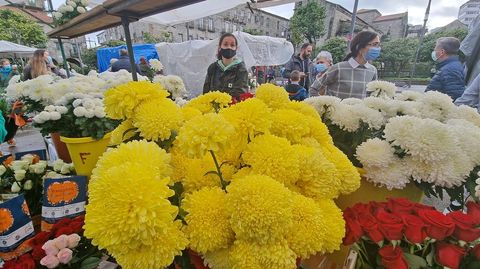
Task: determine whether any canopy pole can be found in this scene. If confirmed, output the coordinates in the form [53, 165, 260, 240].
[121, 17, 138, 81]
[57, 38, 71, 78]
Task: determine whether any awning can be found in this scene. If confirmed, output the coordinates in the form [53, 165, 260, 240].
[0, 40, 36, 56]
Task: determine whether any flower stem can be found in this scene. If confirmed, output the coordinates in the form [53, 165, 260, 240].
[209, 150, 227, 189]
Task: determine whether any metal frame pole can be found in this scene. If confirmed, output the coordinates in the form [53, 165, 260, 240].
[348, 0, 360, 48]
[409, 0, 432, 87]
[121, 17, 138, 81]
[57, 38, 71, 78]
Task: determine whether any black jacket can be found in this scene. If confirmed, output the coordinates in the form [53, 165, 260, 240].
[283, 54, 312, 89]
[203, 60, 248, 100]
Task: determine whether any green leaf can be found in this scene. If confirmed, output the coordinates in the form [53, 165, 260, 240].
[403, 253, 428, 269]
[426, 247, 434, 266]
[174, 251, 195, 269]
[79, 257, 101, 269]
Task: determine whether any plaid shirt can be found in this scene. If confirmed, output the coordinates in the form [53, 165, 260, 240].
[310, 58, 377, 99]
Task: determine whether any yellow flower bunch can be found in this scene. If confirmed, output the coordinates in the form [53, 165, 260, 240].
[180, 106, 202, 122]
[133, 98, 183, 141]
[255, 83, 290, 110]
[321, 143, 361, 195]
[104, 81, 169, 119]
[109, 119, 136, 146]
[270, 109, 311, 144]
[183, 91, 232, 114]
[284, 101, 321, 119]
[175, 113, 234, 159]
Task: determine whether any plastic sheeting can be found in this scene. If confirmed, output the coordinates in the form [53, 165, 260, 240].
[460, 14, 480, 85]
[89, 0, 248, 26]
[0, 40, 36, 56]
[156, 31, 293, 97]
[96, 44, 159, 72]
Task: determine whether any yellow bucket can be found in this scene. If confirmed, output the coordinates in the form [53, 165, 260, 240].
[60, 133, 111, 177]
[303, 169, 424, 269]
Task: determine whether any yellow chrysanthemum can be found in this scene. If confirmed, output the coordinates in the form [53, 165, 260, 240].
[220, 98, 272, 138]
[230, 240, 297, 269]
[315, 199, 345, 253]
[92, 140, 172, 182]
[184, 91, 232, 114]
[104, 81, 170, 119]
[287, 194, 330, 258]
[283, 101, 321, 119]
[255, 83, 290, 110]
[231, 167, 252, 181]
[306, 116, 334, 146]
[175, 113, 235, 159]
[180, 157, 221, 193]
[84, 163, 185, 266]
[183, 187, 234, 253]
[112, 221, 187, 269]
[133, 98, 183, 141]
[180, 107, 202, 122]
[270, 109, 311, 144]
[292, 145, 341, 200]
[204, 247, 233, 269]
[242, 134, 300, 186]
[109, 119, 137, 146]
[321, 143, 361, 195]
[226, 175, 293, 243]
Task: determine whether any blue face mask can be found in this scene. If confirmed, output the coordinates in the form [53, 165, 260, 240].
[431, 51, 438, 62]
[2, 65, 11, 71]
[365, 47, 381, 61]
[315, 63, 327, 73]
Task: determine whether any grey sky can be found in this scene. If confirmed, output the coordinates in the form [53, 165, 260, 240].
[263, 0, 467, 30]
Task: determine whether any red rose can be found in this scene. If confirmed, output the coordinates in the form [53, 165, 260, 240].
[401, 214, 427, 243]
[375, 210, 404, 240]
[466, 201, 480, 225]
[51, 218, 73, 233]
[378, 245, 408, 269]
[352, 203, 372, 214]
[472, 244, 480, 259]
[70, 219, 85, 234]
[387, 198, 415, 214]
[3, 260, 16, 269]
[343, 210, 363, 245]
[435, 242, 466, 269]
[31, 245, 46, 261]
[32, 231, 51, 246]
[55, 226, 74, 237]
[18, 254, 36, 269]
[369, 201, 388, 215]
[358, 212, 384, 243]
[413, 204, 436, 215]
[448, 211, 480, 242]
[418, 210, 455, 240]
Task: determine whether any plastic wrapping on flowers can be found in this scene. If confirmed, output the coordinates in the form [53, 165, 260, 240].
[82, 82, 361, 269]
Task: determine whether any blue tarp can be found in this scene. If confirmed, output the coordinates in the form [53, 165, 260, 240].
[96, 44, 159, 72]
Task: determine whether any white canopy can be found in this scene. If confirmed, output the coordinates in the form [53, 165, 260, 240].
[156, 31, 294, 97]
[0, 40, 36, 56]
[89, 0, 251, 26]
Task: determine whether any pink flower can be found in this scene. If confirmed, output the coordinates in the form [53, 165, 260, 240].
[53, 234, 68, 250]
[57, 248, 73, 264]
[67, 233, 81, 249]
[40, 255, 60, 269]
[42, 240, 59, 256]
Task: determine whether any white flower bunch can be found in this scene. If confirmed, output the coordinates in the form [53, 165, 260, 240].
[394, 90, 423, 102]
[33, 105, 68, 124]
[366, 80, 397, 98]
[81, 0, 90, 6]
[72, 97, 106, 118]
[77, 6, 86, 13]
[304, 96, 341, 118]
[52, 159, 75, 175]
[153, 75, 187, 100]
[417, 91, 456, 122]
[149, 59, 164, 72]
[475, 171, 480, 199]
[67, 1, 77, 7]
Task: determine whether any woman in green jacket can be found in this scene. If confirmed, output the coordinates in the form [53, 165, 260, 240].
[203, 33, 249, 101]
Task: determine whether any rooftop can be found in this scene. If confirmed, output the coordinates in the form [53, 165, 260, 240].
[373, 12, 407, 22]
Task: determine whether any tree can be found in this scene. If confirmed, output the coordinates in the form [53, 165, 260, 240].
[378, 37, 419, 77]
[105, 40, 126, 47]
[290, 1, 326, 46]
[418, 28, 468, 63]
[0, 10, 47, 47]
[320, 37, 348, 64]
[82, 48, 98, 70]
[143, 32, 173, 43]
[243, 28, 263, 36]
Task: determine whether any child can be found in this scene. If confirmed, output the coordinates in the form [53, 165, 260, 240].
[284, 70, 307, 101]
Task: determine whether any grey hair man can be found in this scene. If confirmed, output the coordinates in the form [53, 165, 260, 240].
[426, 37, 465, 100]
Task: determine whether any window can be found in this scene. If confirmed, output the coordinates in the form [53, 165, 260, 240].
[255, 15, 259, 23]
[208, 18, 215, 32]
[178, 33, 184, 42]
[188, 21, 194, 28]
[277, 21, 280, 30]
[266, 18, 270, 27]
[188, 35, 193, 40]
[225, 21, 230, 32]
[197, 19, 205, 30]
[467, 11, 478, 14]
[260, 16, 264, 25]
[266, 31, 269, 36]
[233, 24, 237, 32]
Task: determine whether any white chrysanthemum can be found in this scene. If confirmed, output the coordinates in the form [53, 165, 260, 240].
[356, 138, 396, 168]
[329, 103, 360, 132]
[149, 59, 164, 72]
[389, 100, 421, 117]
[363, 96, 392, 116]
[154, 75, 187, 100]
[394, 90, 424, 101]
[363, 159, 411, 190]
[304, 96, 341, 118]
[351, 103, 385, 129]
[446, 119, 480, 165]
[404, 157, 470, 188]
[417, 91, 456, 121]
[366, 80, 396, 98]
[341, 98, 363, 105]
[448, 105, 480, 128]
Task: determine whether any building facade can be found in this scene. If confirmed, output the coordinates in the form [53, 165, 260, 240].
[97, 4, 290, 45]
[458, 0, 480, 27]
[357, 9, 408, 40]
[430, 20, 468, 35]
[0, 1, 86, 63]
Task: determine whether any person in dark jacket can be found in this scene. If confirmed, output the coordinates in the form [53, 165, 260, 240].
[283, 43, 313, 91]
[426, 37, 465, 100]
[284, 70, 307, 101]
[111, 49, 141, 73]
[203, 33, 248, 101]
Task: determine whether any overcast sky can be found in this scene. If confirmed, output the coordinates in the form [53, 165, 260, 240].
[263, 0, 467, 30]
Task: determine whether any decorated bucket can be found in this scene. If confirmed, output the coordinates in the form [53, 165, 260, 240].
[60, 133, 111, 177]
[304, 168, 424, 269]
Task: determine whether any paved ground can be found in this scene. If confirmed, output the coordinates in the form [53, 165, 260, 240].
[397, 84, 427, 93]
